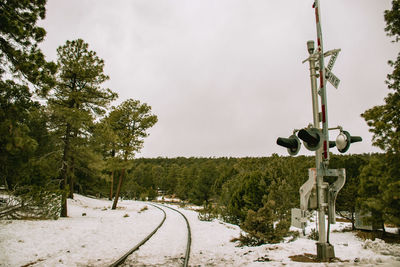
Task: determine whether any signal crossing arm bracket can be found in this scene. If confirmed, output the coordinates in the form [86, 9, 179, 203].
[293, 168, 346, 230]
[300, 168, 317, 212]
[318, 168, 346, 224]
[293, 168, 318, 232]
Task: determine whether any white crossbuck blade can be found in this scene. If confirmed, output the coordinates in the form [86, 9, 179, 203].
[325, 69, 340, 89]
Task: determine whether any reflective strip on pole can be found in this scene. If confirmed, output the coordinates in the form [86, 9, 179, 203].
[314, 0, 329, 161]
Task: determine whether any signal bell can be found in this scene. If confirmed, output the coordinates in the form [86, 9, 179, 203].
[297, 127, 322, 151]
[335, 131, 362, 153]
[276, 135, 301, 156]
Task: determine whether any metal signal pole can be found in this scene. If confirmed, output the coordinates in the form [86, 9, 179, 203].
[314, 0, 329, 163]
[311, 0, 334, 260]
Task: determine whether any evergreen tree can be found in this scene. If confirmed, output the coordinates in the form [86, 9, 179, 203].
[357, 156, 387, 230]
[108, 99, 157, 209]
[0, 1, 64, 219]
[92, 118, 120, 200]
[383, 154, 400, 226]
[165, 164, 180, 195]
[151, 165, 164, 194]
[47, 39, 117, 217]
[190, 161, 218, 205]
[0, 83, 38, 188]
[360, 1, 400, 228]
[0, 0, 56, 189]
[361, 0, 400, 154]
[331, 154, 368, 229]
[241, 199, 290, 245]
[23, 105, 60, 188]
[176, 165, 195, 201]
[0, 0, 56, 94]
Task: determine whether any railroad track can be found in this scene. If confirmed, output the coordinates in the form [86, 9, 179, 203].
[109, 203, 191, 267]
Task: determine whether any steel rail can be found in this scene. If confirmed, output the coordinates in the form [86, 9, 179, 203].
[108, 202, 191, 267]
[109, 203, 166, 267]
[156, 203, 192, 267]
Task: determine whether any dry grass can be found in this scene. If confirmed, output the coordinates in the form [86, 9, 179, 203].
[336, 217, 351, 223]
[289, 253, 349, 263]
[139, 205, 148, 213]
[289, 253, 319, 263]
[20, 258, 45, 267]
[355, 230, 400, 244]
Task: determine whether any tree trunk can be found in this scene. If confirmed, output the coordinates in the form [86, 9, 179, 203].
[69, 176, 74, 199]
[109, 170, 114, 201]
[68, 156, 75, 199]
[382, 221, 386, 235]
[3, 167, 9, 190]
[112, 168, 125, 210]
[60, 173, 68, 217]
[68, 129, 79, 199]
[60, 123, 71, 217]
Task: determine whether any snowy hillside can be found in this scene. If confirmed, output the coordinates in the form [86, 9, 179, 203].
[1, 194, 400, 266]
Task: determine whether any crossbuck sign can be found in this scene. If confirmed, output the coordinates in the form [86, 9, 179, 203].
[324, 49, 341, 89]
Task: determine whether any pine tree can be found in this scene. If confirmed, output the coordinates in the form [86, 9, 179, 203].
[357, 156, 387, 230]
[0, 83, 38, 188]
[382, 154, 400, 226]
[92, 119, 120, 200]
[241, 199, 290, 245]
[0, 0, 56, 94]
[360, 0, 400, 228]
[361, 0, 400, 153]
[190, 161, 218, 205]
[107, 99, 157, 209]
[331, 155, 368, 229]
[47, 39, 117, 217]
[0, 0, 56, 189]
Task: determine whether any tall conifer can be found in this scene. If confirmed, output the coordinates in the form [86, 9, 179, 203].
[48, 39, 117, 217]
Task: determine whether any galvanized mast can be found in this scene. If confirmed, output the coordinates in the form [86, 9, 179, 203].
[314, 0, 329, 164]
[312, 0, 333, 259]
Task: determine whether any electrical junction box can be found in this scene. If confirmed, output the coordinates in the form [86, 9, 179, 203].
[355, 210, 382, 231]
[291, 208, 307, 229]
[308, 188, 318, 210]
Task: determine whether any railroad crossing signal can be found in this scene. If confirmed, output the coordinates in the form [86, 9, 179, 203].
[326, 70, 340, 89]
[335, 130, 362, 153]
[277, 128, 361, 155]
[326, 50, 339, 71]
[325, 50, 341, 89]
[275, 0, 363, 262]
[276, 135, 301, 156]
[298, 127, 322, 151]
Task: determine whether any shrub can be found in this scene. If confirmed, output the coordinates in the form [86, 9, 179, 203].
[139, 206, 148, 213]
[231, 233, 262, 246]
[198, 202, 217, 221]
[1, 185, 61, 220]
[308, 228, 319, 241]
[240, 200, 290, 245]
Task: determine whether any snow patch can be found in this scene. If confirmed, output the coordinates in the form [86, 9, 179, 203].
[1, 195, 400, 266]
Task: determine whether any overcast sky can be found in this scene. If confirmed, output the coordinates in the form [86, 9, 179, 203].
[39, 0, 397, 158]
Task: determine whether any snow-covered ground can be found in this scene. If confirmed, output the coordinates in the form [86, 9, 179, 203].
[122, 204, 188, 266]
[1, 194, 400, 266]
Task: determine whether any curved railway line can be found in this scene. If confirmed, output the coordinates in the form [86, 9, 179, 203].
[109, 203, 191, 267]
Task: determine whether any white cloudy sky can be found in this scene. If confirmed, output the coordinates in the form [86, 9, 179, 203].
[39, 0, 397, 158]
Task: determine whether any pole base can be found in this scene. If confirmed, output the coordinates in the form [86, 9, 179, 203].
[316, 242, 335, 261]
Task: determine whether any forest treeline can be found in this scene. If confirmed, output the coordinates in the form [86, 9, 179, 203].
[72, 152, 398, 244]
